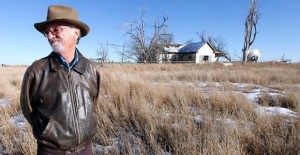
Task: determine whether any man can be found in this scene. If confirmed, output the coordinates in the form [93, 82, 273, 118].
[20, 5, 100, 155]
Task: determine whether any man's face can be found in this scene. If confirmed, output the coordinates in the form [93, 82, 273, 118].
[44, 22, 79, 53]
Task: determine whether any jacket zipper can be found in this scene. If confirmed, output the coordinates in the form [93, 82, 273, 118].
[68, 71, 81, 145]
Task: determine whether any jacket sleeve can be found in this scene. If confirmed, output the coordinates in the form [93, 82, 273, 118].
[95, 69, 101, 102]
[20, 68, 34, 126]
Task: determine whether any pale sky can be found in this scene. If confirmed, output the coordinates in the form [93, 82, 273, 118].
[1, 0, 299, 65]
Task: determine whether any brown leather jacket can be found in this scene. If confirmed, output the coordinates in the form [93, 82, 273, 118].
[20, 50, 100, 150]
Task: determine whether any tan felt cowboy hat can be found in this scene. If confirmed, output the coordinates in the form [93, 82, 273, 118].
[34, 5, 90, 37]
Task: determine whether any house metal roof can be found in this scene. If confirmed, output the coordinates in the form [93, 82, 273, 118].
[163, 42, 210, 53]
[179, 42, 206, 53]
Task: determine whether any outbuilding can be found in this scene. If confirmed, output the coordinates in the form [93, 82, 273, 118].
[159, 42, 218, 63]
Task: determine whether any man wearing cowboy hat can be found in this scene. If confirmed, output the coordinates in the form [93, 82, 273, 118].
[20, 5, 100, 154]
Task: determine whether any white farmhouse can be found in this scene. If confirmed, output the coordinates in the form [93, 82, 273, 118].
[159, 42, 218, 63]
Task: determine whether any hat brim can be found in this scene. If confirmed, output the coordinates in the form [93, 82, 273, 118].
[34, 19, 90, 37]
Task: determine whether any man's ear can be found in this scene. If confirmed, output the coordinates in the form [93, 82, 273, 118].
[74, 28, 81, 37]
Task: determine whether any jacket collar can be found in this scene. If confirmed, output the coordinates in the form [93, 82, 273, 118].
[58, 50, 79, 70]
[49, 48, 88, 74]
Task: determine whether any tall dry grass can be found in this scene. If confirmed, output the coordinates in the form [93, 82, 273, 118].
[0, 66, 36, 154]
[93, 62, 300, 155]
[0, 62, 299, 154]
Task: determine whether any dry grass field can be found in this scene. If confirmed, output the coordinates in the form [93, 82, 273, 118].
[0, 62, 299, 155]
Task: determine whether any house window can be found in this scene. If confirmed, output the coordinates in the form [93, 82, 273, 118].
[203, 56, 209, 62]
[188, 55, 193, 61]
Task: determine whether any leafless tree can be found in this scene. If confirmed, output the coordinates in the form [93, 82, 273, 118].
[158, 29, 174, 45]
[96, 44, 109, 66]
[124, 10, 173, 63]
[197, 31, 231, 61]
[242, 0, 260, 62]
[185, 39, 193, 44]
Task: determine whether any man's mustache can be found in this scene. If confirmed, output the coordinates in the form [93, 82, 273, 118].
[49, 38, 62, 44]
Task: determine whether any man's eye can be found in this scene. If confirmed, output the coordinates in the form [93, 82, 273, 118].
[54, 28, 59, 33]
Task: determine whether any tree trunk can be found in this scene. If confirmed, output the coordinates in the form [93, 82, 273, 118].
[242, 0, 260, 62]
